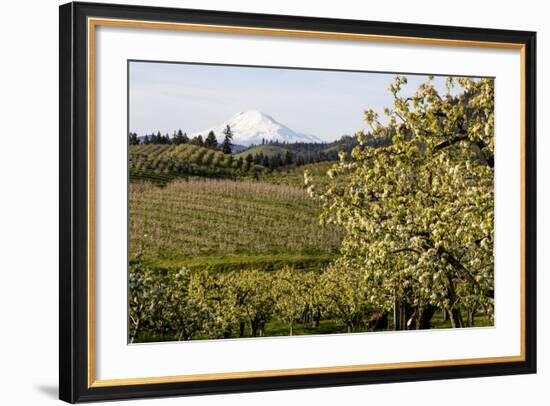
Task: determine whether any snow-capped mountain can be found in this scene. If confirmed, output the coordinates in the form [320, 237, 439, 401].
[193, 110, 322, 146]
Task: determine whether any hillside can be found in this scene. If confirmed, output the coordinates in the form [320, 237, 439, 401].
[129, 179, 343, 271]
[235, 135, 359, 165]
[130, 143, 345, 187]
[129, 144, 266, 185]
[234, 144, 290, 159]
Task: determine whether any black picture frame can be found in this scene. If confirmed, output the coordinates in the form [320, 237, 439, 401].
[59, 1, 537, 403]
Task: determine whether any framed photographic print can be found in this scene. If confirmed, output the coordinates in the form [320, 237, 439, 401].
[59, 1, 537, 403]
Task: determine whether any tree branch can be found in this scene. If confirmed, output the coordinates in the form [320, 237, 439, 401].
[434, 134, 469, 151]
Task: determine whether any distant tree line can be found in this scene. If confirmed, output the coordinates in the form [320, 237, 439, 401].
[129, 129, 389, 171]
[243, 151, 294, 171]
[129, 125, 234, 154]
[243, 135, 372, 169]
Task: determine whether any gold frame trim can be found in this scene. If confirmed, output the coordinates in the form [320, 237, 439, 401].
[87, 17, 527, 388]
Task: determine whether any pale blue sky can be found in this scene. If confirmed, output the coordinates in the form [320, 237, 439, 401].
[129, 61, 457, 142]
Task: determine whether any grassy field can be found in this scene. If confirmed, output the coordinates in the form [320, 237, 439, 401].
[129, 179, 343, 271]
[234, 144, 290, 159]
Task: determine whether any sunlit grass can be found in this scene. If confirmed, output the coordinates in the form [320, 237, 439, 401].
[130, 179, 343, 261]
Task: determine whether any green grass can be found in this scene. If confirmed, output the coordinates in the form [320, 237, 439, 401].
[139, 253, 337, 273]
[133, 319, 350, 343]
[235, 144, 290, 159]
[130, 179, 343, 267]
[429, 310, 492, 329]
[133, 311, 493, 343]
[262, 319, 347, 337]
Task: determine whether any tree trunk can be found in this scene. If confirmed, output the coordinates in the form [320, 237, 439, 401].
[239, 322, 245, 337]
[394, 297, 408, 330]
[393, 295, 398, 330]
[251, 319, 260, 337]
[129, 303, 143, 343]
[467, 306, 477, 327]
[130, 319, 139, 344]
[445, 273, 464, 328]
[415, 305, 437, 329]
[393, 295, 419, 330]
[447, 308, 464, 328]
[404, 301, 415, 330]
[223, 328, 232, 339]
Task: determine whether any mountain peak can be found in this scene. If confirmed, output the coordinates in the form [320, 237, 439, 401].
[231, 110, 274, 123]
[194, 111, 321, 146]
[235, 110, 266, 117]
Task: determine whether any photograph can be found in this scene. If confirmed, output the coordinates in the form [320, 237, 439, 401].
[56, 2, 537, 402]
[127, 61, 495, 343]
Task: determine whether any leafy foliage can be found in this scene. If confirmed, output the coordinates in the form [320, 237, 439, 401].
[130, 265, 368, 342]
[306, 76, 495, 328]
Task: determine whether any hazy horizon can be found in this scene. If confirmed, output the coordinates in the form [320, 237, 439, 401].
[129, 61, 455, 142]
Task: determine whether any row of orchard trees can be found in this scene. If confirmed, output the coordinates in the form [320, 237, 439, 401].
[129, 262, 387, 343]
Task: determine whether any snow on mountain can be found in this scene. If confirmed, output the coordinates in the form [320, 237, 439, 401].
[193, 110, 322, 146]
